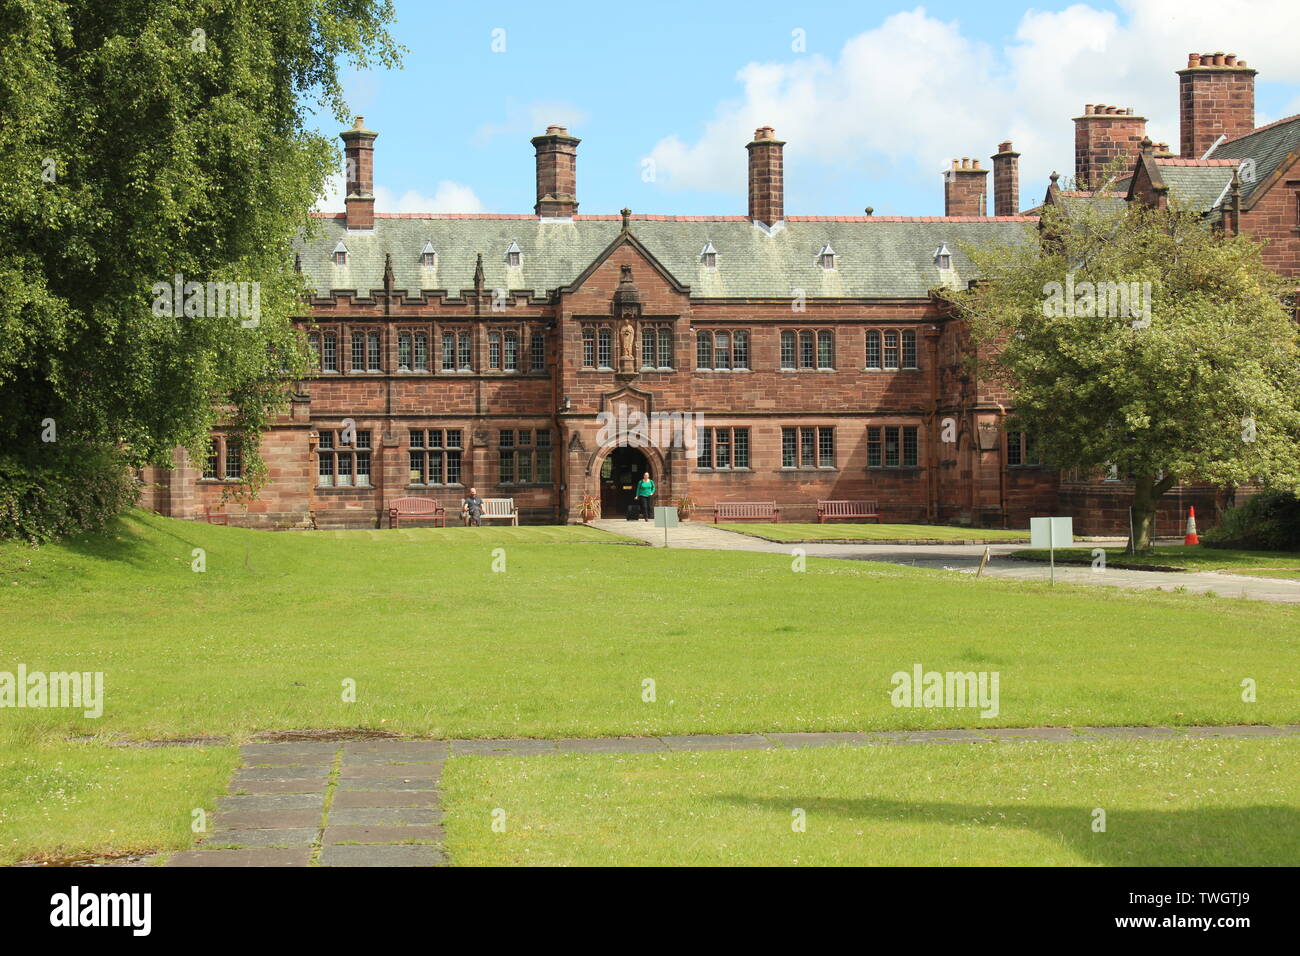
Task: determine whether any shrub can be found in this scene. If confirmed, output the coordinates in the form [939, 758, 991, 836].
[1203, 490, 1300, 552]
[0, 444, 139, 543]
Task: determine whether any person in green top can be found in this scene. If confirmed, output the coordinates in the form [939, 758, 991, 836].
[635, 472, 655, 520]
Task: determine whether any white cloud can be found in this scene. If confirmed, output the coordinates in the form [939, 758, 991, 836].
[314, 173, 486, 214]
[646, 0, 1300, 207]
[474, 100, 590, 145]
[377, 182, 486, 214]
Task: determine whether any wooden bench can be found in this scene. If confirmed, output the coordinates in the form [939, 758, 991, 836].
[714, 501, 780, 523]
[388, 496, 446, 529]
[478, 497, 518, 526]
[817, 500, 881, 523]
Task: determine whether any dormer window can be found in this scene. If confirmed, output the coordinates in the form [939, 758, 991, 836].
[934, 243, 952, 270]
[700, 241, 718, 269]
[818, 244, 836, 270]
[332, 240, 348, 266]
[420, 241, 436, 267]
[504, 240, 522, 268]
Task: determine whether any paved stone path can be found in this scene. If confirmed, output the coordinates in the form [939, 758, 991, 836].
[165, 724, 1299, 867]
[168, 740, 447, 868]
[591, 520, 1300, 604]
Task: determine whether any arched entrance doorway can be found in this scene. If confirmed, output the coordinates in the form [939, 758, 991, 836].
[599, 446, 651, 518]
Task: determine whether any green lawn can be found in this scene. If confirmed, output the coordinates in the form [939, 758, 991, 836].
[718, 522, 1030, 542]
[0, 738, 237, 866]
[441, 737, 1300, 866]
[1, 510, 1296, 746]
[1012, 544, 1300, 571]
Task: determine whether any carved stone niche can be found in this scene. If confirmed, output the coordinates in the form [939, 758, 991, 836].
[612, 265, 642, 378]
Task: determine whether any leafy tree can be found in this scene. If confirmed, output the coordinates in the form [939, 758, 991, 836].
[949, 198, 1300, 551]
[0, 0, 400, 535]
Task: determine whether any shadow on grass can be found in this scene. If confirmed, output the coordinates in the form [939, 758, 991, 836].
[56, 511, 207, 572]
[714, 795, 1299, 865]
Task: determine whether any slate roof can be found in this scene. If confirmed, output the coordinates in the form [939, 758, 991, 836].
[295, 214, 1037, 301]
[1155, 162, 1239, 213]
[1053, 191, 1128, 217]
[1211, 114, 1300, 205]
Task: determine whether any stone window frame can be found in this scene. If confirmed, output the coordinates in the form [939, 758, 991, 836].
[638, 322, 676, 371]
[307, 328, 340, 373]
[330, 325, 381, 374]
[780, 327, 835, 370]
[867, 424, 921, 469]
[396, 329, 430, 372]
[485, 326, 525, 373]
[579, 321, 615, 371]
[696, 426, 750, 471]
[407, 428, 464, 487]
[200, 434, 244, 483]
[530, 330, 546, 372]
[498, 428, 554, 485]
[316, 426, 373, 488]
[780, 426, 835, 469]
[865, 327, 920, 371]
[436, 327, 474, 373]
[695, 328, 750, 372]
[1006, 430, 1042, 467]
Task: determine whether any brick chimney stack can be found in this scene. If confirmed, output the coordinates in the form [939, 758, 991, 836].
[943, 158, 988, 216]
[1073, 105, 1147, 190]
[531, 125, 580, 218]
[991, 141, 1020, 216]
[746, 126, 785, 226]
[1178, 53, 1256, 158]
[341, 116, 378, 230]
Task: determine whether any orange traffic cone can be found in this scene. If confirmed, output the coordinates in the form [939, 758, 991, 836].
[1184, 506, 1199, 546]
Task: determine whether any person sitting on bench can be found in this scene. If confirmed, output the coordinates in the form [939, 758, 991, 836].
[462, 488, 485, 527]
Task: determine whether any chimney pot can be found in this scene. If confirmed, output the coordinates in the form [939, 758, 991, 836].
[991, 139, 1020, 216]
[945, 151, 989, 215]
[746, 126, 785, 225]
[1179, 50, 1256, 157]
[1074, 101, 1147, 189]
[531, 126, 581, 217]
[340, 118, 378, 230]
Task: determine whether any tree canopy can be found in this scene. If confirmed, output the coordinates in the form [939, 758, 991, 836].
[0, 0, 400, 532]
[950, 197, 1300, 549]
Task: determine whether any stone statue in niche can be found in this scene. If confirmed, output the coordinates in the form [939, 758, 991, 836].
[619, 320, 635, 366]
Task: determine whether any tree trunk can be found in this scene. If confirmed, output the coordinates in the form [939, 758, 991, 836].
[1128, 473, 1177, 553]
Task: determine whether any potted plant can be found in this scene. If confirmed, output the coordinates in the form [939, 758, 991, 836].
[675, 495, 694, 521]
[579, 494, 599, 523]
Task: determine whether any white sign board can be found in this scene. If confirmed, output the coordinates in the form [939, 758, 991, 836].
[653, 506, 679, 529]
[1030, 516, 1074, 548]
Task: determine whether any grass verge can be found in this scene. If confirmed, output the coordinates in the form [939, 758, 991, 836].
[0, 738, 237, 865]
[441, 737, 1300, 866]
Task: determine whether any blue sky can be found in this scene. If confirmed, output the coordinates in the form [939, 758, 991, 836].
[311, 0, 1300, 217]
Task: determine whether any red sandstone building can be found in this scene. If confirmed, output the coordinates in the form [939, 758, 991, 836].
[141, 52, 1300, 531]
